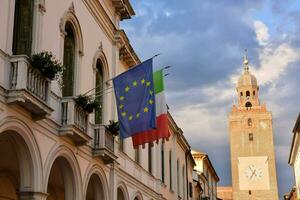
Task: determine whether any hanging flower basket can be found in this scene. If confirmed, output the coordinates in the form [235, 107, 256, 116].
[104, 120, 119, 136]
[30, 51, 64, 80]
[75, 95, 100, 114]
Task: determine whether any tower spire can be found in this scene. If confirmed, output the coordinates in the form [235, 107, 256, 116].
[243, 49, 249, 73]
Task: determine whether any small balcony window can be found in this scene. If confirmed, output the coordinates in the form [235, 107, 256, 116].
[249, 133, 254, 141]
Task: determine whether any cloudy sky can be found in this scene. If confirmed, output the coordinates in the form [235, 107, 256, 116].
[121, 0, 300, 197]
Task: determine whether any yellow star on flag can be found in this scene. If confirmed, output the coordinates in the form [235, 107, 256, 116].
[119, 104, 124, 109]
[120, 96, 125, 101]
[121, 112, 127, 117]
[141, 79, 145, 84]
[146, 81, 151, 86]
[143, 107, 149, 113]
[149, 90, 153, 95]
[129, 115, 133, 121]
[136, 113, 140, 118]
[132, 81, 138, 86]
[125, 86, 130, 92]
[149, 99, 154, 105]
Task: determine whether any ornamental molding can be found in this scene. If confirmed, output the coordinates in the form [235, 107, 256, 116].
[111, 0, 135, 21]
[59, 4, 84, 54]
[116, 30, 140, 67]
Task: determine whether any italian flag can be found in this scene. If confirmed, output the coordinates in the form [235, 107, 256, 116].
[132, 69, 169, 148]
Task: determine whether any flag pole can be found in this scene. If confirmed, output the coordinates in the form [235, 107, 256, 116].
[87, 86, 113, 98]
[82, 54, 163, 97]
[105, 53, 162, 84]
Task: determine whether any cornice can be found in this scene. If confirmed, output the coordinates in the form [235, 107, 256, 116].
[293, 113, 300, 133]
[112, 0, 135, 21]
[83, 0, 117, 42]
[116, 29, 140, 67]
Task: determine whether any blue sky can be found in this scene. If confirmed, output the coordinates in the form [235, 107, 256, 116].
[121, 0, 300, 197]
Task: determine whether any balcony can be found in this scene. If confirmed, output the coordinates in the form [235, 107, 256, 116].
[93, 125, 117, 164]
[60, 98, 92, 145]
[7, 55, 53, 120]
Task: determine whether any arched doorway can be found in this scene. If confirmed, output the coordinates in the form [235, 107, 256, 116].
[86, 174, 105, 200]
[0, 131, 34, 199]
[47, 157, 76, 200]
[117, 187, 126, 200]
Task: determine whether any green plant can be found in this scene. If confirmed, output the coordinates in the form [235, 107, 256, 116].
[75, 95, 100, 114]
[30, 51, 64, 80]
[104, 120, 119, 136]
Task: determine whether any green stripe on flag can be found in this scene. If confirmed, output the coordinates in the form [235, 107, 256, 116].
[153, 69, 164, 94]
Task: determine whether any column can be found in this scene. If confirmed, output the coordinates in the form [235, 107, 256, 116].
[19, 191, 48, 200]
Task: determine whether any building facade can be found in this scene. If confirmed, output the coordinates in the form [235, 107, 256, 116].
[192, 150, 219, 200]
[0, 0, 196, 199]
[228, 57, 279, 200]
[288, 113, 300, 199]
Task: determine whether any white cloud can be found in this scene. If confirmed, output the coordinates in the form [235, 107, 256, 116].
[252, 44, 300, 85]
[254, 20, 270, 46]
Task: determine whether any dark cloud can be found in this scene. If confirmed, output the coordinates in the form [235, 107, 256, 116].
[122, 0, 261, 92]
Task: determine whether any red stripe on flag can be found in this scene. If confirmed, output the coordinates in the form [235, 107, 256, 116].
[132, 114, 170, 148]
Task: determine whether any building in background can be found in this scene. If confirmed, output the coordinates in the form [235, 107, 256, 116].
[192, 150, 219, 200]
[283, 187, 297, 200]
[217, 186, 233, 200]
[288, 113, 300, 199]
[0, 0, 197, 199]
[228, 56, 279, 200]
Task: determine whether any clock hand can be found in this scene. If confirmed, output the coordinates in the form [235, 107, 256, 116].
[250, 170, 256, 180]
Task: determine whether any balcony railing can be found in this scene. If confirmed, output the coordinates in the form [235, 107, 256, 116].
[93, 124, 117, 164]
[60, 98, 91, 145]
[7, 55, 53, 119]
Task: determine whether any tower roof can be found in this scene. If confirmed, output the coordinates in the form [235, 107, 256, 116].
[237, 54, 257, 87]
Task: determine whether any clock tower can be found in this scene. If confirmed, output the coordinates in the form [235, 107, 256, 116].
[229, 55, 279, 200]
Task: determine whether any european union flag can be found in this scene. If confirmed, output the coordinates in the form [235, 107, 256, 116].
[113, 59, 156, 138]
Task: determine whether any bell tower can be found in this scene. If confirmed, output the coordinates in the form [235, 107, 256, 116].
[236, 55, 260, 109]
[229, 54, 279, 200]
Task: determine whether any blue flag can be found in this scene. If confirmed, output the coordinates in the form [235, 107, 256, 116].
[113, 59, 156, 138]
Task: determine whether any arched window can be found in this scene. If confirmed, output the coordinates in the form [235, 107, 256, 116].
[148, 144, 152, 174]
[95, 59, 104, 124]
[253, 91, 255, 96]
[161, 142, 165, 183]
[245, 102, 252, 108]
[134, 148, 140, 164]
[246, 91, 250, 97]
[240, 92, 243, 97]
[247, 118, 252, 127]
[169, 150, 172, 190]
[62, 22, 75, 97]
[177, 159, 180, 195]
[13, 0, 34, 56]
[182, 165, 185, 198]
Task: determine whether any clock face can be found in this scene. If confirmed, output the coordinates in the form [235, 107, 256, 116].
[244, 164, 263, 181]
[238, 156, 270, 190]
